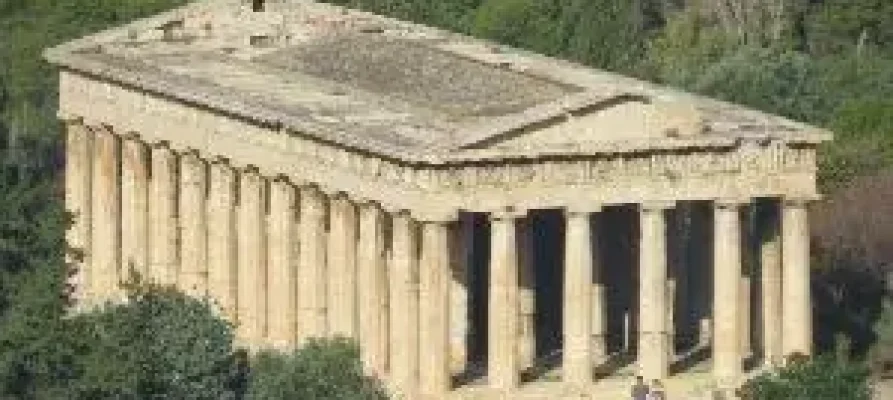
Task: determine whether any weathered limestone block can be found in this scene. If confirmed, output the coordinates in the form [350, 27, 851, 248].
[90, 127, 122, 302]
[358, 202, 388, 376]
[65, 121, 93, 306]
[121, 136, 149, 281]
[639, 202, 671, 381]
[237, 167, 267, 346]
[207, 159, 238, 321]
[267, 177, 298, 348]
[179, 151, 208, 297]
[298, 185, 328, 344]
[419, 219, 452, 396]
[713, 199, 744, 382]
[327, 195, 358, 339]
[782, 199, 812, 358]
[149, 143, 179, 286]
[389, 212, 420, 398]
[564, 208, 594, 386]
[488, 210, 522, 390]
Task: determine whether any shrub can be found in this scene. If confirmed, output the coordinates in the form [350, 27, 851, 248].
[247, 337, 389, 400]
[738, 355, 871, 400]
[67, 282, 242, 400]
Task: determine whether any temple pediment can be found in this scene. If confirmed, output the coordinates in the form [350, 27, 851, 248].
[458, 95, 708, 151]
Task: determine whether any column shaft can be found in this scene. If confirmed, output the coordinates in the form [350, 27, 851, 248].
[267, 178, 298, 348]
[65, 122, 93, 305]
[713, 201, 743, 381]
[759, 200, 783, 365]
[179, 152, 208, 297]
[207, 161, 238, 321]
[564, 210, 593, 385]
[488, 213, 520, 389]
[358, 203, 388, 376]
[149, 144, 179, 286]
[389, 213, 420, 397]
[328, 196, 358, 338]
[121, 137, 149, 281]
[90, 128, 122, 301]
[782, 200, 812, 357]
[298, 186, 328, 344]
[591, 215, 607, 362]
[639, 204, 670, 380]
[237, 168, 267, 345]
[419, 220, 451, 396]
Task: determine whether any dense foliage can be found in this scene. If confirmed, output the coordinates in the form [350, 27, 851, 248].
[247, 338, 389, 400]
[738, 355, 872, 400]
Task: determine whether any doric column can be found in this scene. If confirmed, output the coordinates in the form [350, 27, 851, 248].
[389, 212, 420, 398]
[758, 199, 783, 366]
[327, 194, 358, 338]
[564, 206, 596, 386]
[237, 166, 267, 346]
[207, 159, 238, 321]
[782, 198, 812, 357]
[713, 199, 744, 381]
[149, 143, 179, 286]
[591, 213, 607, 363]
[488, 209, 523, 390]
[418, 215, 453, 396]
[638, 201, 672, 380]
[121, 135, 149, 282]
[358, 201, 388, 376]
[90, 127, 122, 301]
[65, 120, 93, 305]
[297, 185, 328, 344]
[267, 177, 298, 348]
[179, 151, 208, 297]
[518, 217, 537, 370]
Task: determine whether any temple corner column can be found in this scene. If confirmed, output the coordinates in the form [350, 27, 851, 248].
[782, 196, 814, 359]
[64, 118, 94, 308]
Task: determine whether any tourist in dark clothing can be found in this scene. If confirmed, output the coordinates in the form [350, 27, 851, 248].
[631, 375, 650, 400]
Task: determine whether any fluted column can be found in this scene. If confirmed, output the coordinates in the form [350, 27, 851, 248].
[639, 202, 672, 380]
[65, 120, 93, 305]
[90, 127, 122, 301]
[179, 151, 208, 297]
[237, 167, 267, 346]
[518, 217, 537, 370]
[359, 202, 388, 376]
[389, 212, 420, 398]
[207, 159, 238, 320]
[267, 177, 298, 348]
[149, 143, 179, 286]
[713, 199, 744, 382]
[758, 199, 783, 366]
[121, 135, 149, 282]
[419, 215, 453, 397]
[488, 210, 522, 390]
[782, 198, 812, 357]
[564, 207, 596, 386]
[328, 194, 358, 338]
[591, 214, 607, 363]
[298, 185, 328, 344]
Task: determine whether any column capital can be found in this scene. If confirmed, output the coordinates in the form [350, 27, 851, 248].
[489, 207, 527, 220]
[150, 140, 172, 150]
[120, 131, 142, 141]
[413, 209, 458, 224]
[714, 197, 751, 209]
[565, 203, 603, 215]
[641, 200, 676, 212]
[58, 111, 84, 124]
[239, 164, 261, 175]
[782, 195, 821, 208]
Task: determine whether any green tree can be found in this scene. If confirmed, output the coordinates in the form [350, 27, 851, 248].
[248, 338, 389, 400]
[738, 355, 871, 400]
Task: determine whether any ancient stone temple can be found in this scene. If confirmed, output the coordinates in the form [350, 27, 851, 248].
[46, 0, 831, 398]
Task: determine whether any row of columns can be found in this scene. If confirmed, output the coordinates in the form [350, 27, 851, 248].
[64, 123, 460, 398]
[65, 122, 813, 396]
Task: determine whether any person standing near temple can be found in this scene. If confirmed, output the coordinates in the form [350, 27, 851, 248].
[631, 375, 650, 400]
[648, 379, 667, 400]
